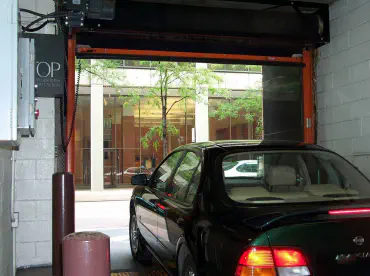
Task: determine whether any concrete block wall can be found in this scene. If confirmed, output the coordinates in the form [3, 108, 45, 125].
[15, 98, 55, 268]
[0, 149, 14, 276]
[317, 0, 370, 178]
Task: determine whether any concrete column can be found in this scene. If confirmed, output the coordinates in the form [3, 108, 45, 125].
[90, 67, 104, 191]
[195, 63, 209, 142]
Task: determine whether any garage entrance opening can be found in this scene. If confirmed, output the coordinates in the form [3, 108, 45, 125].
[73, 56, 308, 273]
[75, 58, 306, 191]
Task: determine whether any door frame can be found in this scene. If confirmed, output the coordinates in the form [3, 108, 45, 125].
[67, 38, 314, 173]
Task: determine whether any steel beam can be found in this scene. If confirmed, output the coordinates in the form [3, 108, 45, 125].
[77, 1, 329, 56]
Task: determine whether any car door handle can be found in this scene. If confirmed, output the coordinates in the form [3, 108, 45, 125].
[177, 218, 185, 226]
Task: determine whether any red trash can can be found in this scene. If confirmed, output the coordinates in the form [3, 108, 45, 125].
[62, 232, 110, 276]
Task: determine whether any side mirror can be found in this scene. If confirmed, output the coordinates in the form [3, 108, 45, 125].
[131, 174, 148, 186]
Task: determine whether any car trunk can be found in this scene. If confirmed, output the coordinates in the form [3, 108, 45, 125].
[265, 216, 370, 276]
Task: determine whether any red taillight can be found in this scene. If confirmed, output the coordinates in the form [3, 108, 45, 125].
[329, 208, 370, 215]
[236, 247, 310, 276]
[156, 203, 165, 210]
[239, 247, 274, 268]
[273, 248, 307, 267]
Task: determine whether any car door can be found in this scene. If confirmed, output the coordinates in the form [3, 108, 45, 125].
[136, 151, 184, 253]
[156, 151, 202, 267]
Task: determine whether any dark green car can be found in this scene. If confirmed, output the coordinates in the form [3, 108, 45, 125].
[129, 141, 370, 276]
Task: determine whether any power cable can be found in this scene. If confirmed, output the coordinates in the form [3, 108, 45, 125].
[20, 8, 47, 17]
[62, 59, 82, 153]
[21, 9, 68, 33]
[21, 20, 56, 33]
[23, 13, 67, 32]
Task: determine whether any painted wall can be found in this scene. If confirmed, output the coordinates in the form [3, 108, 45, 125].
[15, 98, 55, 268]
[1, 0, 17, 274]
[316, 0, 370, 178]
[15, 0, 56, 269]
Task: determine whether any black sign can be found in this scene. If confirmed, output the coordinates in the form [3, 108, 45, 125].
[24, 34, 65, 97]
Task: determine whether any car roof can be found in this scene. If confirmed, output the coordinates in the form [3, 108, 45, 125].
[174, 140, 324, 152]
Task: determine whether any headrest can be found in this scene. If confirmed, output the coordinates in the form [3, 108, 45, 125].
[266, 166, 296, 186]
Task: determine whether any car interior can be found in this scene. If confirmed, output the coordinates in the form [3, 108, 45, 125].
[224, 152, 361, 203]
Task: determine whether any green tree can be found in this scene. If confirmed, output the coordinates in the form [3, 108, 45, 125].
[209, 89, 263, 138]
[79, 59, 125, 87]
[79, 59, 264, 156]
[122, 61, 228, 157]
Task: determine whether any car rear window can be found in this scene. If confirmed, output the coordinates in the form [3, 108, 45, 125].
[222, 150, 370, 204]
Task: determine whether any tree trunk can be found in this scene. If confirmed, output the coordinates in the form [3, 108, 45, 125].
[162, 106, 168, 157]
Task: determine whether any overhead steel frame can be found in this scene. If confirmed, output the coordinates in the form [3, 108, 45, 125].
[66, 45, 314, 173]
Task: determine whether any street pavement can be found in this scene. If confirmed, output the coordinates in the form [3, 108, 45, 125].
[76, 200, 137, 272]
[76, 200, 131, 230]
[75, 200, 167, 275]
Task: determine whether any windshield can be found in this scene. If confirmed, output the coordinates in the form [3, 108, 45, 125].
[222, 150, 370, 204]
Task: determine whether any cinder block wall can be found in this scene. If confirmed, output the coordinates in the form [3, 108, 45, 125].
[15, 0, 56, 268]
[317, 0, 370, 178]
[15, 98, 55, 268]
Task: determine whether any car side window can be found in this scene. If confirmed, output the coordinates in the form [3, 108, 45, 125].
[166, 152, 201, 204]
[236, 164, 246, 173]
[151, 151, 183, 192]
[186, 163, 201, 204]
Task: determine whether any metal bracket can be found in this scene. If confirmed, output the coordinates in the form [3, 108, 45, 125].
[11, 212, 19, 228]
[306, 118, 312, 128]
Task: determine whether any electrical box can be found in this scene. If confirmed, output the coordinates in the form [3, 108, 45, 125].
[19, 38, 37, 137]
[65, 0, 116, 22]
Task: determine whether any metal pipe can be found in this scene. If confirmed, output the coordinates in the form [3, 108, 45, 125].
[66, 33, 76, 173]
[11, 150, 16, 276]
[52, 172, 75, 276]
[77, 47, 304, 64]
[303, 49, 314, 144]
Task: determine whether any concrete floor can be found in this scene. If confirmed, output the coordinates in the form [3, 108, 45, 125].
[16, 228, 166, 275]
[16, 200, 167, 276]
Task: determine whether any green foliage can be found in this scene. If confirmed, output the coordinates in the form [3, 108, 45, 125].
[124, 61, 228, 155]
[210, 89, 263, 135]
[79, 58, 264, 152]
[120, 90, 141, 107]
[78, 59, 124, 88]
[140, 124, 179, 151]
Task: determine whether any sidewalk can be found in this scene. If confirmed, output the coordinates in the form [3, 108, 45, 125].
[75, 200, 130, 231]
[76, 188, 134, 202]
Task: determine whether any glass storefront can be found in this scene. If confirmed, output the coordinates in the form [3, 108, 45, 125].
[75, 95, 91, 188]
[75, 61, 302, 190]
[75, 95, 195, 188]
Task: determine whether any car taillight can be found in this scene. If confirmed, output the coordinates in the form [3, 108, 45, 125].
[235, 247, 310, 276]
[273, 248, 307, 267]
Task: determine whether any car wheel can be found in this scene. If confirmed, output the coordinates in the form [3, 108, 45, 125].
[181, 253, 198, 276]
[129, 213, 152, 264]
